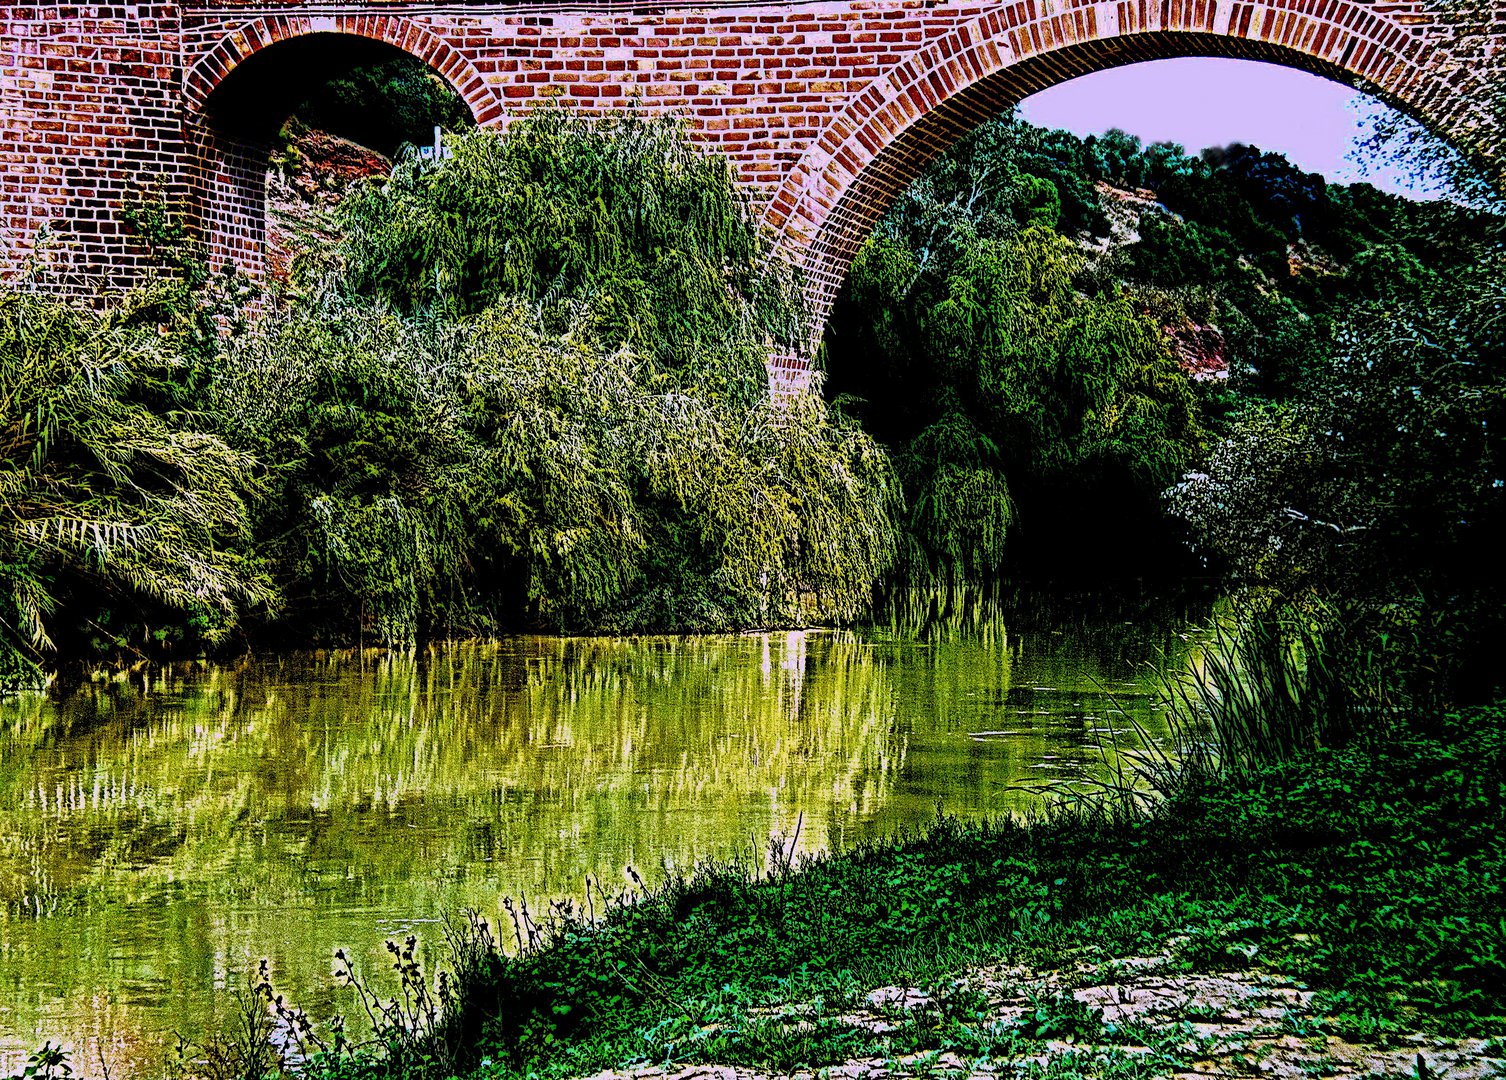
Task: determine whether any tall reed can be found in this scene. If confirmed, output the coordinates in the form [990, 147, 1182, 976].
[1018, 596, 1397, 819]
[1163, 598, 1394, 784]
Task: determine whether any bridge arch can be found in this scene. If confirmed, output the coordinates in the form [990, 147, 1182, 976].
[183, 16, 500, 275]
[184, 16, 500, 126]
[764, 3, 1501, 341]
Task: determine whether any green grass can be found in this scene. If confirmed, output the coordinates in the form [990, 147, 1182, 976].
[288, 703, 1506, 1080]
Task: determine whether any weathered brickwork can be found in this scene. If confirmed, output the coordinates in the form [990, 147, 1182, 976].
[2, 0, 1501, 379]
[1, 6, 186, 285]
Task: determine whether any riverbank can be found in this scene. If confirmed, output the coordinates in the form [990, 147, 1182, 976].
[567, 957, 1502, 1080]
[0, 622, 1186, 1076]
[291, 704, 1505, 1080]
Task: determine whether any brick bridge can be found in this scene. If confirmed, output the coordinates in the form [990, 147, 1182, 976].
[2, 0, 1501, 383]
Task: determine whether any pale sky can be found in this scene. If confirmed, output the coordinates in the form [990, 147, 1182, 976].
[1016, 57, 1448, 199]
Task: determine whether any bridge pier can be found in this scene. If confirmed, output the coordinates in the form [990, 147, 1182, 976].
[187, 125, 274, 278]
[766, 352, 817, 397]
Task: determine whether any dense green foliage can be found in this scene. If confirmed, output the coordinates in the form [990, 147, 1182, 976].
[244, 112, 889, 640]
[287, 54, 474, 158]
[3, 97, 1498, 698]
[827, 116, 1503, 585]
[211, 286, 894, 642]
[337, 109, 805, 367]
[1167, 301, 1506, 703]
[1159, 167, 1506, 707]
[829, 123, 1207, 582]
[0, 111, 897, 678]
[7, 101, 1497, 678]
[0, 288, 270, 682]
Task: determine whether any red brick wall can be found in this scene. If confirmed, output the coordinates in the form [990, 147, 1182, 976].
[2, 0, 1500, 365]
[2, 5, 187, 286]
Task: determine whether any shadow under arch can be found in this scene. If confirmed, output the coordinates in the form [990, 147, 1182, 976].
[182, 17, 500, 276]
[765, 9, 1501, 341]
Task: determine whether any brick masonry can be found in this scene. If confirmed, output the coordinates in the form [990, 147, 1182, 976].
[2, 0, 1502, 384]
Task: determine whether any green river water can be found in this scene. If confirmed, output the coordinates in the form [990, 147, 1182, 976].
[0, 594, 1201, 1076]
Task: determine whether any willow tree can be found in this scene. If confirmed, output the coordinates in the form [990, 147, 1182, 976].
[0, 288, 272, 685]
[838, 221, 1203, 583]
[219, 106, 895, 641]
[214, 288, 897, 641]
[335, 107, 806, 374]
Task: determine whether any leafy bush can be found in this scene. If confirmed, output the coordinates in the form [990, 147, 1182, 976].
[335, 109, 805, 368]
[1126, 215, 1241, 286]
[214, 286, 896, 642]
[831, 211, 1204, 583]
[0, 108, 899, 663]
[1167, 261, 1506, 705]
[0, 287, 271, 685]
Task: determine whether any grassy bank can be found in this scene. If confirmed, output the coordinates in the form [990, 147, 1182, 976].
[261, 705, 1506, 1080]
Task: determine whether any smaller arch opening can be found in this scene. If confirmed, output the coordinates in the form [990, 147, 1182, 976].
[205, 33, 476, 158]
[193, 31, 477, 279]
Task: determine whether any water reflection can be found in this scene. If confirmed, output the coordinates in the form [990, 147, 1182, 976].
[0, 606, 1198, 1076]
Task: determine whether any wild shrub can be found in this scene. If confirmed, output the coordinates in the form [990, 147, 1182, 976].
[334, 107, 806, 368]
[1, 108, 899, 658]
[1167, 261, 1506, 710]
[834, 218, 1204, 583]
[214, 286, 896, 642]
[0, 287, 272, 685]
[208, 104, 902, 642]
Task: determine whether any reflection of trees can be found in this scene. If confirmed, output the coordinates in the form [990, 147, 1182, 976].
[0, 635, 911, 1071]
[0, 621, 1194, 925]
[0, 635, 907, 921]
[0, 615, 1196, 1072]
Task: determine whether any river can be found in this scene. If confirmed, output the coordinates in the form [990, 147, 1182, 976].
[0, 588, 1204, 1076]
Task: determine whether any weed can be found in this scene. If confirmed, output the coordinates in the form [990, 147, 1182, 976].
[1311, 990, 1404, 1045]
[1181, 1003, 1232, 1023]
[6, 1044, 72, 1080]
[1021, 993, 1108, 1043]
[162, 964, 283, 1080]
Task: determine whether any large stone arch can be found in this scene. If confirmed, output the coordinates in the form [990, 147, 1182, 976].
[764, 2, 1501, 344]
[182, 16, 500, 275]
